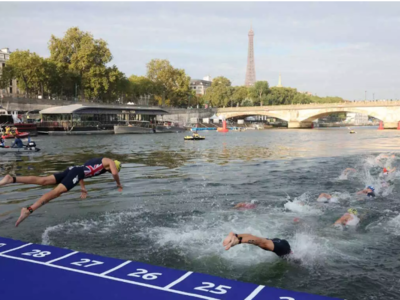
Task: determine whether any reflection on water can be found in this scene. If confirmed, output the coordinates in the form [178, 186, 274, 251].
[1, 127, 400, 300]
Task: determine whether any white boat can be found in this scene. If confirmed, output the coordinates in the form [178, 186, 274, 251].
[114, 121, 155, 134]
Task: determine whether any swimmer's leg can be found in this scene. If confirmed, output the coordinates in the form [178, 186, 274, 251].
[15, 183, 67, 227]
[0, 175, 56, 187]
[223, 232, 274, 251]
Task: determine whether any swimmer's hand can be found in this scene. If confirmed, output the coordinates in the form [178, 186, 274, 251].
[117, 184, 123, 192]
[80, 188, 88, 199]
[15, 208, 30, 227]
[223, 232, 239, 250]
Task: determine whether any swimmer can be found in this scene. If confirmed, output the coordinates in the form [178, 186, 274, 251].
[357, 186, 375, 198]
[382, 167, 396, 176]
[334, 208, 360, 226]
[0, 135, 5, 147]
[223, 232, 292, 258]
[0, 157, 122, 227]
[317, 193, 339, 203]
[233, 202, 256, 209]
[317, 193, 332, 203]
[343, 168, 356, 175]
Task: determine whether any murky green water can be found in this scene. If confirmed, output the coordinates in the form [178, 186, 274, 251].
[1, 127, 400, 300]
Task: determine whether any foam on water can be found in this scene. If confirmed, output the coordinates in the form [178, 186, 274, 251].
[387, 214, 400, 236]
[284, 199, 323, 215]
[42, 210, 141, 245]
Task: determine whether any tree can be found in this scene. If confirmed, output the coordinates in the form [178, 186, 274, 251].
[203, 76, 232, 107]
[128, 75, 158, 105]
[146, 59, 193, 107]
[249, 81, 270, 106]
[1, 50, 48, 97]
[231, 86, 249, 107]
[48, 27, 112, 101]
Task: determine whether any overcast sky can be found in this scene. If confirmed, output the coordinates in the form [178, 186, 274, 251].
[1, 2, 400, 100]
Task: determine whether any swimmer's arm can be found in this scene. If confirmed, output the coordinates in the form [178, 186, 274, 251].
[356, 189, 367, 195]
[79, 180, 87, 199]
[334, 215, 349, 225]
[236, 234, 274, 251]
[104, 158, 122, 191]
[389, 167, 396, 173]
[319, 193, 332, 199]
[233, 203, 244, 208]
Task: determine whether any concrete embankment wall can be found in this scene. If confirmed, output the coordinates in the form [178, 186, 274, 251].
[157, 108, 214, 125]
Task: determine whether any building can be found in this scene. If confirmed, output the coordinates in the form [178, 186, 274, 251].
[245, 26, 256, 86]
[0, 48, 19, 97]
[345, 112, 369, 125]
[190, 78, 212, 96]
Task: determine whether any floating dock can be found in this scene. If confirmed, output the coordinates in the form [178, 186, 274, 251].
[0, 236, 340, 300]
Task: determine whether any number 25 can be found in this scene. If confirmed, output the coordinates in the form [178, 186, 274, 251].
[194, 282, 232, 294]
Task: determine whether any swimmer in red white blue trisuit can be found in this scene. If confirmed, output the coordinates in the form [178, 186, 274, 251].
[223, 232, 292, 258]
[0, 158, 122, 227]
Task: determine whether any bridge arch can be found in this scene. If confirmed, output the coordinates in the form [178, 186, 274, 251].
[217, 111, 290, 122]
[298, 108, 383, 123]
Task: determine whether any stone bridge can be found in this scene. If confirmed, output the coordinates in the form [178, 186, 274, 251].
[216, 101, 400, 129]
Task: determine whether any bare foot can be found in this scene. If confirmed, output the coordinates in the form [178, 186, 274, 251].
[222, 232, 239, 250]
[0, 175, 13, 186]
[15, 208, 30, 227]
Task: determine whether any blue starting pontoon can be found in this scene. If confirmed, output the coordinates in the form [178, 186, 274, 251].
[0, 236, 340, 300]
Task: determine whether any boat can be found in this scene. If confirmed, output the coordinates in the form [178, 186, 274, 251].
[0, 146, 40, 153]
[0, 140, 40, 153]
[38, 104, 168, 135]
[0, 108, 37, 136]
[155, 121, 185, 133]
[184, 134, 205, 140]
[114, 121, 155, 134]
[1, 127, 30, 139]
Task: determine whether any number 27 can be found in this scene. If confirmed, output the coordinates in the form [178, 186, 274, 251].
[194, 282, 232, 294]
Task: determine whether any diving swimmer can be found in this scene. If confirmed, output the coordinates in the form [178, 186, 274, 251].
[334, 208, 360, 226]
[0, 157, 122, 227]
[223, 232, 292, 258]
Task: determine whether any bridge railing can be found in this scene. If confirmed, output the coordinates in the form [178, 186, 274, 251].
[217, 100, 400, 111]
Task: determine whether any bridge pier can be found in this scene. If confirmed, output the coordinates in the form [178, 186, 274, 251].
[383, 122, 398, 129]
[288, 121, 313, 129]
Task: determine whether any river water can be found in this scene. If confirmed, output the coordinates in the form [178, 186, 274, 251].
[1, 127, 400, 300]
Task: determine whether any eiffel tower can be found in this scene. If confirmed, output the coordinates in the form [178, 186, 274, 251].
[245, 25, 256, 86]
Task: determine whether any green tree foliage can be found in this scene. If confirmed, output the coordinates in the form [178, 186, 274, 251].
[231, 86, 249, 107]
[264, 87, 345, 105]
[0, 50, 57, 97]
[49, 27, 117, 101]
[203, 76, 232, 107]
[249, 81, 270, 106]
[146, 59, 193, 107]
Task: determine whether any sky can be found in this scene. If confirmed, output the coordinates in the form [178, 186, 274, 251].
[1, 2, 400, 100]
